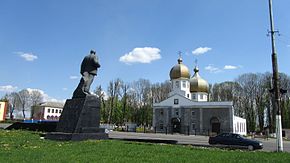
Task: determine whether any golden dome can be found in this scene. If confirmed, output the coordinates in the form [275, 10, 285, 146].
[190, 66, 209, 93]
[169, 57, 190, 80]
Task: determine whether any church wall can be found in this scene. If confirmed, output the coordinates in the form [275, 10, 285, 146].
[202, 108, 232, 133]
[154, 106, 234, 135]
[154, 107, 172, 133]
[182, 108, 200, 135]
[179, 107, 233, 135]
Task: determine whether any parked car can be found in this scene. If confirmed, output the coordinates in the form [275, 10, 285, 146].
[209, 133, 263, 150]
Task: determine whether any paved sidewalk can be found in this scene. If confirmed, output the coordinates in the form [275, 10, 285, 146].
[0, 123, 12, 129]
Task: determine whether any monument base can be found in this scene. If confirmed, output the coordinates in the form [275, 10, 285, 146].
[45, 132, 108, 141]
[45, 95, 108, 141]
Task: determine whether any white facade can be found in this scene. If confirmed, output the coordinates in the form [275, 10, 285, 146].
[233, 116, 247, 136]
[43, 107, 63, 120]
[169, 79, 191, 99]
[191, 92, 208, 102]
[32, 102, 64, 121]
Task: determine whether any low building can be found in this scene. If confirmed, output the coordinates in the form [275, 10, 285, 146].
[0, 101, 8, 121]
[32, 102, 64, 121]
[153, 57, 247, 136]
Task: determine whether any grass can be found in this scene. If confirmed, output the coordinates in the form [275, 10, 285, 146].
[1, 130, 290, 163]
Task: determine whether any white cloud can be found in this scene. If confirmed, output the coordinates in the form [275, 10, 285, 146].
[16, 52, 38, 61]
[0, 85, 18, 92]
[224, 65, 238, 70]
[101, 91, 108, 100]
[287, 45, 290, 47]
[70, 75, 80, 80]
[26, 88, 64, 103]
[119, 47, 161, 64]
[62, 88, 68, 91]
[192, 47, 212, 55]
[205, 65, 222, 73]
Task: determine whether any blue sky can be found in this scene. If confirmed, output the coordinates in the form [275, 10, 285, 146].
[0, 0, 290, 101]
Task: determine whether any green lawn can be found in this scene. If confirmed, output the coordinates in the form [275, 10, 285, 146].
[1, 130, 290, 163]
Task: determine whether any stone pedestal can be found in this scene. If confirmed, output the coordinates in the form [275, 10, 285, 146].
[45, 95, 108, 141]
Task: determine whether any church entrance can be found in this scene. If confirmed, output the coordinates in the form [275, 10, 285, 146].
[210, 117, 220, 134]
[171, 118, 181, 133]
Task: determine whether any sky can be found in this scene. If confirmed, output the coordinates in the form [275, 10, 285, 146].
[0, 0, 290, 102]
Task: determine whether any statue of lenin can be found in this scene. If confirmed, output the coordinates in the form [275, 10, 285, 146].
[72, 50, 100, 98]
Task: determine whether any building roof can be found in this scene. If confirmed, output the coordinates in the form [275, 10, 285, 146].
[189, 66, 209, 93]
[153, 93, 233, 108]
[169, 57, 190, 80]
[38, 102, 64, 108]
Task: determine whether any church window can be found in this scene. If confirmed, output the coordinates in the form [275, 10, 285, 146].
[52, 109, 54, 113]
[191, 111, 195, 116]
[175, 109, 179, 116]
[200, 94, 204, 100]
[192, 123, 196, 130]
[55, 109, 58, 113]
[182, 81, 186, 88]
[192, 94, 196, 100]
[59, 110, 62, 114]
[160, 109, 163, 115]
[187, 94, 189, 98]
[175, 81, 179, 88]
[174, 99, 179, 105]
[160, 123, 164, 130]
[47, 108, 50, 113]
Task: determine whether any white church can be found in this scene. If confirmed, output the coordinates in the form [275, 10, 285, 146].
[153, 57, 247, 136]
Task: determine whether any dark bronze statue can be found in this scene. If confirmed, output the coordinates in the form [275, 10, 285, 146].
[73, 50, 100, 98]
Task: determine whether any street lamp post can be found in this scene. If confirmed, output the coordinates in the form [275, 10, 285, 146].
[268, 0, 283, 152]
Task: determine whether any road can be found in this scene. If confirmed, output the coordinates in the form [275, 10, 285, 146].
[109, 131, 290, 152]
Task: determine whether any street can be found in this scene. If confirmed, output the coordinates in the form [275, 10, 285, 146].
[109, 131, 290, 152]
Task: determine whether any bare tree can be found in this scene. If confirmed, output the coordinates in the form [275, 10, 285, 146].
[151, 80, 171, 103]
[236, 73, 258, 132]
[130, 79, 151, 125]
[5, 92, 20, 119]
[29, 90, 44, 117]
[30, 90, 43, 106]
[254, 74, 268, 132]
[18, 89, 31, 119]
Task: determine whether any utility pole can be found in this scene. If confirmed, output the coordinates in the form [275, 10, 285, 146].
[268, 0, 283, 152]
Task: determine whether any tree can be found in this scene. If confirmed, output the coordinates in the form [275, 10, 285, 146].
[151, 80, 171, 103]
[254, 73, 268, 132]
[119, 82, 129, 124]
[95, 85, 108, 123]
[131, 79, 151, 126]
[235, 73, 258, 132]
[18, 89, 31, 119]
[107, 78, 122, 124]
[5, 92, 19, 119]
[29, 89, 44, 117]
[279, 73, 290, 128]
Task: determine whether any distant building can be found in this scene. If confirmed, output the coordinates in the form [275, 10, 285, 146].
[32, 102, 64, 121]
[0, 101, 8, 121]
[153, 57, 247, 135]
